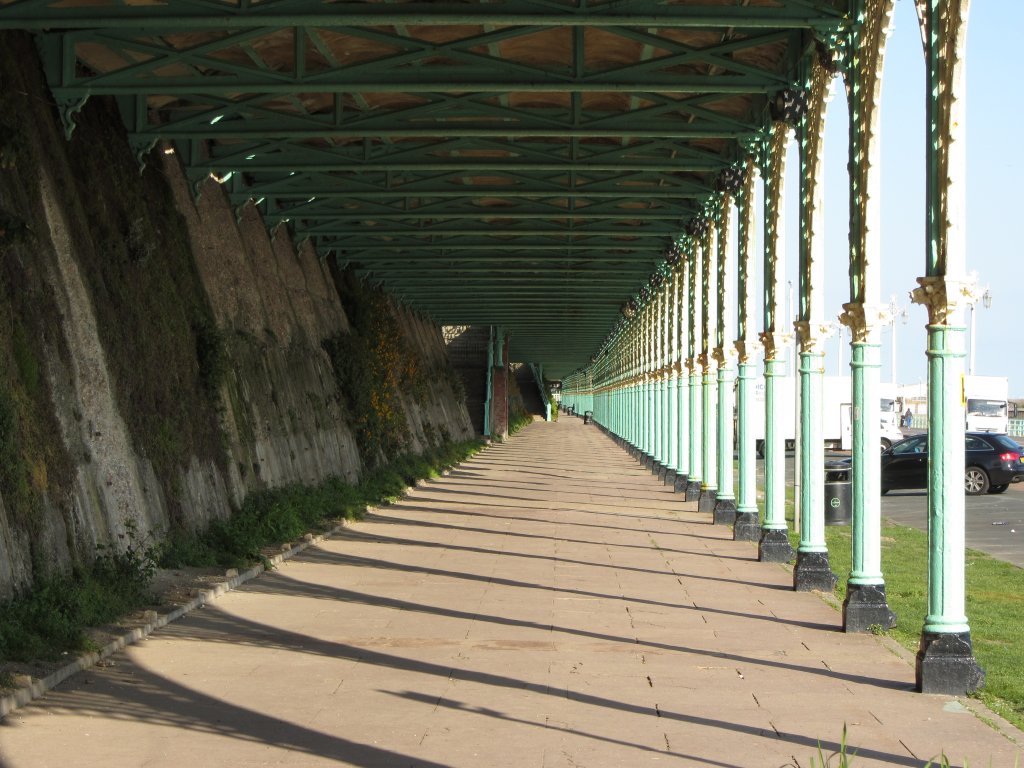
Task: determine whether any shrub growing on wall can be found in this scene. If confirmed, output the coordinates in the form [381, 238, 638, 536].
[323, 274, 428, 468]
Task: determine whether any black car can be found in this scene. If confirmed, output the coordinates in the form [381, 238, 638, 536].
[880, 432, 1024, 496]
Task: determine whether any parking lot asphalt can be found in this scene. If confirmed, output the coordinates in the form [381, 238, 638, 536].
[880, 483, 1024, 568]
[766, 453, 1024, 569]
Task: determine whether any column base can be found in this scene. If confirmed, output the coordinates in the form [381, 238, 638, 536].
[712, 497, 736, 526]
[663, 469, 677, 487]
[640, 453, 653, 468]
[915, 631, 985, 695]
[733, 511, 760, 542]
[697, 488, 717, 513]
[673, 473, 688, 493]
[685, 480, 701, 502]
[842, 583, 897, 633]
[652, 460, 665, 478]
[793, 551, 838, 592]
[758, 529, 794, 563]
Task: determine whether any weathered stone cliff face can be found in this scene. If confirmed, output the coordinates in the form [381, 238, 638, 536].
[0, 32, 473, 600]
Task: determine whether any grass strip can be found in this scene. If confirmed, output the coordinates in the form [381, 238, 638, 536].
[782, 489, 1024, 732]
[0, 438, 484, 666]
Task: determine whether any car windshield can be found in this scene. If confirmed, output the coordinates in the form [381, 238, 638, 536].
[966, 399, 1007, 416]
[880, 398, 897, 413]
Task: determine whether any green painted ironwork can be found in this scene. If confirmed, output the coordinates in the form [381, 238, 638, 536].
[7, 1, 853, 375]
[758, 122, 792, 557]
[910, 0, 982, 695]
[700, 226, 718, 500]
[734, 158, 759, 537]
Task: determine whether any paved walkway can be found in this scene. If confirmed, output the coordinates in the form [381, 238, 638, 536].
[1, 420, 1021, 767]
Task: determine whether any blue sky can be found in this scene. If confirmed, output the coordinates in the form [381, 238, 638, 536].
[773, 0, 1016, 395]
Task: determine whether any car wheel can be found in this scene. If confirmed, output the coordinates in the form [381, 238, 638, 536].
[988, 484, 1009, 494]
[964, 467, 990, 496]
[880, 438, 891, 452]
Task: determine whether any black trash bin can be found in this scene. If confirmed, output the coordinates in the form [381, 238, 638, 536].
[824, 460, 852, 526]
[583, 410, 594, 424]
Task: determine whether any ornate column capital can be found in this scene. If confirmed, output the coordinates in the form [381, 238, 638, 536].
[712, 346, 737, 367]
[794, 320, 836, 355]
[911, 275, 974, 326]
[733, 338, 762, 365]
[758, 332, 790, 361]
[838, 302, 888, 343]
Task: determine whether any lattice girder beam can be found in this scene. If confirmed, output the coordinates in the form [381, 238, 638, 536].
[0, 2, 851, 31]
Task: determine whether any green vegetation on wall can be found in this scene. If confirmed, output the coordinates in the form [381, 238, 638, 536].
[0, 438, 483, 665]
[507, 369, 531, 434]
[56, 97, 227, 515]
[323, 272, 431, 468]
[0, 65, 76, 557]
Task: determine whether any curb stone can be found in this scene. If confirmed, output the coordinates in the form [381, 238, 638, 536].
[0, 441, 494, 721]
[807, 567, 1023, 750]
[0, 518, 350, 719]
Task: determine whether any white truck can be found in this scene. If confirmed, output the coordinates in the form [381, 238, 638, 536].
[748, 376, 904, 455]
[878, 382, 904, 449]
[964, 375, 1009, 433]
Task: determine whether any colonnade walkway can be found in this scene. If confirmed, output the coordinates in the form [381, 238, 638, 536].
[1, 420, 1022, 767]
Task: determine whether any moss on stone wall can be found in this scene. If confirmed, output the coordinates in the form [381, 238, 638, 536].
[323, 272, 420, 467]
[53, 97, 228, 517]
[0, 30, 232, 546]
[0, 48, 77, 564]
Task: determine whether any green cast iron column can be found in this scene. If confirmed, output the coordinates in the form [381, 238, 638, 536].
[654, 280, 667, 472]
[660, 274, 672, 481]
[840, 0, 896, 633]
[607, 349, 615, 433]
[646, 300, 656, 462]
[632, 313, 642, 453]
[713, 192, 737, 525]
[686, 236, 702, 502]
[622, 332, 630, 442]
[793, 58, 837, 592]
[758, 121, 794, 563]
[633, 316, 643, 453]
[699, 222, 718, 514]
[646, 295, 657, 463]
[632, 322, 641, 450]
[630, 321, 638, 454]
[795, 349, 834, 585]
[911, 0, 983, 695]
[620, 336, 627, 439]
[616, 339, 624, 439]
[676, 246, 692, 495]
[733, 157, 761, 541]
[622, 325, 630, 450]
[666, 264, 681, 488]
[635, 316, 644, 453]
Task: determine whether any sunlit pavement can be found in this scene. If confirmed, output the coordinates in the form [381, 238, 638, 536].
[0, 419, 1020, 767]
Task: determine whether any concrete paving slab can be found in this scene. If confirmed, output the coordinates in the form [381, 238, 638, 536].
[1, 419, 1022, 767]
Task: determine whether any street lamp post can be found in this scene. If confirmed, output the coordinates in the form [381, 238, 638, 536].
[886, 295, 908, 385]
[968, 288, 992, 376]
